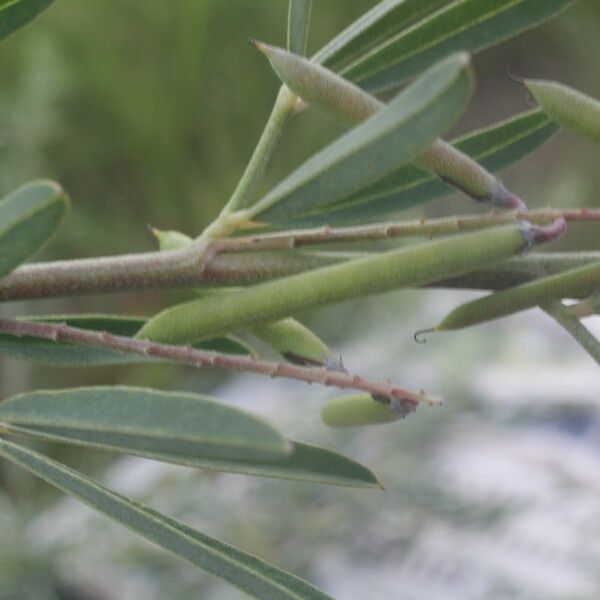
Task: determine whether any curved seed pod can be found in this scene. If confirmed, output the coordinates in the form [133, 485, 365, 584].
[432, 260, 600, 332]
[524, 78, 600, 143]
[321, 393, 414, 427]
[254, 41, 524, 209]
[152, 228, 336, 365]
[138, 223, 541, 345]
[0, 180, 70, 279]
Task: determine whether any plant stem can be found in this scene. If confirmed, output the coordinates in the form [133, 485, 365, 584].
[0, 249, 342, 301]
[0, 208, 598, 302]
[215, 208, 600, 252]
[221, 85, 298, 215]
[0, 318, 440, 406]
[542, 301, 600, 365]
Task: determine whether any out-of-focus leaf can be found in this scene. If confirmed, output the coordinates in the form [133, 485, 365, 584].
[0, 315, 253, 366]
[0, 439, 333, 600]
[313, 0, 447, 70]
[0, 386, 290, 462]
[340, 0, 577, 92]
[287, 0, 312, 55]
[542, 302, 600, 366]
[250, 53, 473, 223]
[288, 109, 558, 225]
[0, 0, 54, 42]
[0, 181, 69, 279]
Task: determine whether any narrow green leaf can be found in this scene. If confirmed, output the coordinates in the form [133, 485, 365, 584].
[0, 439, 333, 600]
[313, 0, 448, 71]
[287, 0, 312, 55]
[0, 181, 69, 279]
[5, 420, 379, 487]
[0, 315, 253, 366]
[542, 302, 600, 366]
[0, 387, 291, 462]
[524, 78, 600, 143]
[0, 0, 53, 42]
[138, 224, 533, 345]
[340, 0, 577, 92]
[289, 109, 558, 224]
[250, 52, 474, 223]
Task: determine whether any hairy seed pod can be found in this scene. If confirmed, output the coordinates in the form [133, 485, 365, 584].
[433, 260, 600, 331]
[152, 228, 335, 365]
[321, 394, 414, 427]
[138, 223, 541, 345]
[524, 78, 600, 143]
[254, 41, 524, 209]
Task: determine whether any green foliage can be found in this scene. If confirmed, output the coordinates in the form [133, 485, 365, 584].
[287, 0, 312, 55]
[0, 181, 68, 278]
[337, 0, 577, 92]
[0, 0, 54, 41]
[0, 2, 597, 598]
[250, 53, 474, 223]
[291, 109, 558, 224]
[0, 386, 291, 461]
[0, 439, 334, 600]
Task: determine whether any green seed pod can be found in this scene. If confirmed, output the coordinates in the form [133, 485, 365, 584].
[254, 41, 522, 208]
[138, 223, 538, 346]
[321, 393, 413, 427]
[255, 318, 334, 366]
[151, 228, 336, 365]
[433, 260, 600, 332]
[524, 78, 600, 143]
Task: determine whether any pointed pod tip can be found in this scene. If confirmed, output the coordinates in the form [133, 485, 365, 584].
[249, 38, 270, 55]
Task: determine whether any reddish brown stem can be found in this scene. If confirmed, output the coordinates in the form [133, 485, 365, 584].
[0, 318, 441, 407]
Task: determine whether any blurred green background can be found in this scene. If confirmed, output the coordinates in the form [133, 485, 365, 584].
[0, 2, 599, 599]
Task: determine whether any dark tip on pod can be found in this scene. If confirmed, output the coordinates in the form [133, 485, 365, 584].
[414, 328, 434, 344]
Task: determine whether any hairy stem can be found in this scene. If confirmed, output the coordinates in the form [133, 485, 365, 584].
[221, 85, 298, 215]
[0, 208, 597, 302]
[0, 318, 439, 406]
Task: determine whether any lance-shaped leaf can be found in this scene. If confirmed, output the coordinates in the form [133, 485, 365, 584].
[249, 52, 474, 223]
[138, 224, 535, 345]
[523, 78, 600, 144]
[313, 0, 448, 71]
[3, 411, 379, 486]
[542, 302, 600, 366]
[287, 0, 312, 55]
[0, 0, 54, 42]
[0, 387, 291, 462]
[340, 0, 577, 92]
[0, 181, 69, 279]
[0, 315, 253, 367]
[290, 109, 558, 225]
[0, 439, 333, 600]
